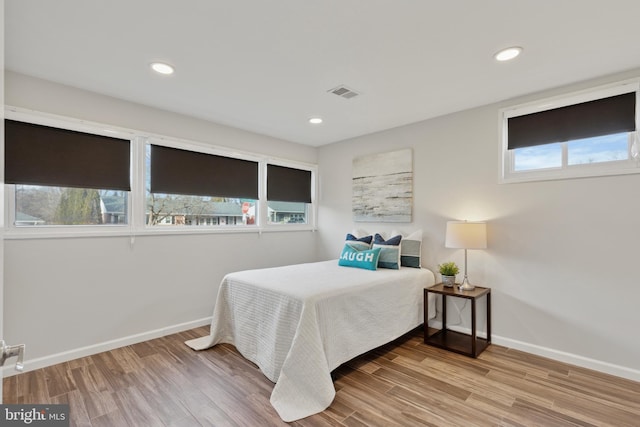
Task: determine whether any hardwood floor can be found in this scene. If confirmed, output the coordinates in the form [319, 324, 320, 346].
[4, 327, 640, 426]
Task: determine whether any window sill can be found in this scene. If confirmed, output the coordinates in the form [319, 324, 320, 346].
[501, 163, 640, 184]
[3, 224, 317, 240]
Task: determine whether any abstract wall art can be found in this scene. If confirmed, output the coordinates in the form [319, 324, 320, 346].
[352, 148, 413, 222]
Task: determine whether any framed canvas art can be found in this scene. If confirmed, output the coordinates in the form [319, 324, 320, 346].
[352, 148, 412, 222]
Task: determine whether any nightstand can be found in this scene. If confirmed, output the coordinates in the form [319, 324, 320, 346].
[424, 283, 491, 358]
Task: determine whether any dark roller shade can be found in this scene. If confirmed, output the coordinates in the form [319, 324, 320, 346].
[267, 164, 312, 203]
[150, 145, 258, 199]
[5, 119, 131, 191]
[508, 92, 636, 150]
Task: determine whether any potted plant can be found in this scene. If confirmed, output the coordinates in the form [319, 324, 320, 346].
[438, 262, 459, 287]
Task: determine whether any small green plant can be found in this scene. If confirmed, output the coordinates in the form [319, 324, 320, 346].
[438, 262, 459, 276]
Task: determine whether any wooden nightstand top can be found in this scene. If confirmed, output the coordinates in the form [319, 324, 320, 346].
[426, 283, 491, 299]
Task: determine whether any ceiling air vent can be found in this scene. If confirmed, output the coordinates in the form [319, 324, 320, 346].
[328, 85, 360, 99]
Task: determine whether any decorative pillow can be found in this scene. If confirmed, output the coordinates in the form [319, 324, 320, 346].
[345, 233, 373, 250]
[338, 245, 381, 271]
[393, 229, 422, 268]
[372, 233, 402, 269]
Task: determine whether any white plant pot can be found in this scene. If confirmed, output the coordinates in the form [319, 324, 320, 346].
[442, 275, 456, 287]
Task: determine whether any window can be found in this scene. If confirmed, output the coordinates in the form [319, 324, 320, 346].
[5, 119, 131, 226]
[266, 164, 313, 225]
[501, 81, 640, 183]
[146, 143, 258, 227]
[4, 108, 317, 236]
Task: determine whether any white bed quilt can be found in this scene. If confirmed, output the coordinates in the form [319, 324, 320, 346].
[185, 260, 435, 422]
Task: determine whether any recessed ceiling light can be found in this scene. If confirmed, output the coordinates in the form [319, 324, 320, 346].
[309, 117, 323, 124]
[494, 46, 522, 62]
[150, 62, 175, 75]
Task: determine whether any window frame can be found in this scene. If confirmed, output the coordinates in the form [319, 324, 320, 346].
[500, 80, 640, 184]
[142, 136, 262, 232]
[4, 107, 318, 239]
[4, 108, 136, 238]
[263, 160, 317, 229]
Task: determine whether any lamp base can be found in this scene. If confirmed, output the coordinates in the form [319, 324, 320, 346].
[457, 276, 475, 291]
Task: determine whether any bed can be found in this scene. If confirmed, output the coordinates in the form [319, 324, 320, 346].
[185, 259, 436, 421]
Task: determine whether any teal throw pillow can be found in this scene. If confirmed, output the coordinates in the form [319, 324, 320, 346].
[338, 245, 381, 271]
[373, 233, 402, 269]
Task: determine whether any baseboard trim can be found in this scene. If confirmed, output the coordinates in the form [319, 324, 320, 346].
[1, 317, 212, 378]
[5, 318, 639, 384]
[492, 335, 640, 382]
[427, 321, 639, 382]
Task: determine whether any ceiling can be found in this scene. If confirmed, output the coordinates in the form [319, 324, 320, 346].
[6, 1, 640, 147]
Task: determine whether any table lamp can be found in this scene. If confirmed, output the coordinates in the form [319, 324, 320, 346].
[445, 221, 487, 291]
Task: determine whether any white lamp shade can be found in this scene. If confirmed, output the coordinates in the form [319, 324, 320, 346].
[445, 221, 487, 249]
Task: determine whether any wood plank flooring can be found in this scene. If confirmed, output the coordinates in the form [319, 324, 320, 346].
[4, 326, 640, 426]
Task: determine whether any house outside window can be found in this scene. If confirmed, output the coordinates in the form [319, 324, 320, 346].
[268, 201, 308, 224]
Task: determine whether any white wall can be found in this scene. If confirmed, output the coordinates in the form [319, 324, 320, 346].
[317, 68, 640, 381]
[3, 72, 318, 369]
